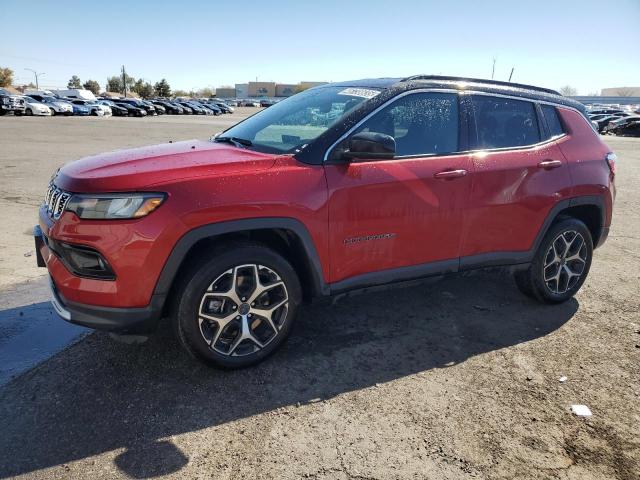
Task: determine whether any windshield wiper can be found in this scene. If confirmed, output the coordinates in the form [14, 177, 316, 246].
[214, 136, 253, 148]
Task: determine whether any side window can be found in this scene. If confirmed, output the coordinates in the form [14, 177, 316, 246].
[471, 96, 540, 149]
[353, 92, 459, 157]
[541, 105, 565, 138]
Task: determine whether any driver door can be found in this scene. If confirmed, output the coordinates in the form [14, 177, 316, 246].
[324, 91, 472, 285]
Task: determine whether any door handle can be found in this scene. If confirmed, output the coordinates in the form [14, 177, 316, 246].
[537, 159, 562, 169]
[434, 169, 467, 179]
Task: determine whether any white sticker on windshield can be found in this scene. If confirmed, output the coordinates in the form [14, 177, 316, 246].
[338, 88, 380, 99]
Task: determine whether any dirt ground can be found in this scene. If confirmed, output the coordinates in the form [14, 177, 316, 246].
[0, 114, 638, 479]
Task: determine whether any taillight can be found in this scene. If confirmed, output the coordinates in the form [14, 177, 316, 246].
[606, 152, 617, 175]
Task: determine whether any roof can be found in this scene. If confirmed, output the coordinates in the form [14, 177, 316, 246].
[320, 78, 402, 89]
[321, 75, 586, 113]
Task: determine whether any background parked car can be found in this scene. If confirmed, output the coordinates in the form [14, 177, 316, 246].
[143, 100, 164, 115]
[97, 100, 128, 117]
[175, 102, 193, 114]
[593, 115, 624, 132]
[603, 116, 640, 136]
[26, 95, 73, 116]
[151, 100, 183, 114]
[178, 101, 205, 114]
[210, 101, 233, 113]
[0, 89, 26, 115]
[113, 101, 147, 117]
[69, 101, 91, 116]
[69, 99, 109, 116]
[117, 98, 156, 116]
[200, 102, 222, 115]
[20, 96, 52, 116]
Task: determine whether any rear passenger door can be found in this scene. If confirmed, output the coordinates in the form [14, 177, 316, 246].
[460, 95, 572, 262]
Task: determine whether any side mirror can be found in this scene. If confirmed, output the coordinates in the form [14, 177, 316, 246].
[343, 132, 396, 160]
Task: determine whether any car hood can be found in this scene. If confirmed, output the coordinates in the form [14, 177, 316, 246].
[55, 140, 277, 192]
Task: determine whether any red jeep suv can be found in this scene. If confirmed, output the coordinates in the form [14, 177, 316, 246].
[35, 76, 615, 368]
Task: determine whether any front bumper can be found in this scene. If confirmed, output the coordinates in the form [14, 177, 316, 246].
[35, 223, 165, 334]
[1, 105, 25, 112]
[48, 276, 164, 333]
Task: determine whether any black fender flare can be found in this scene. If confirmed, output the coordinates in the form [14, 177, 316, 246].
[533, 195, 606, 251]
[152, 217, 329, 303]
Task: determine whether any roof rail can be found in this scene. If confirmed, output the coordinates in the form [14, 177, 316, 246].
[400, 75, 561, 96]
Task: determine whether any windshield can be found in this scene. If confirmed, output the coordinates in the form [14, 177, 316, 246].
[217, 86, 380, 154]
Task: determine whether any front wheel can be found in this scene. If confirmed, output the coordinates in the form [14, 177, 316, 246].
[174, 242, 302, 368]
[514, 218, 593, 303]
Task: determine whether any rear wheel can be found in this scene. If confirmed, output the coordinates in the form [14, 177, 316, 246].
[174, 242, 301, 368]
[514, 218, 593, 303]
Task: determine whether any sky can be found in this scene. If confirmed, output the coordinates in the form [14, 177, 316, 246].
[2, 0, 639, 94]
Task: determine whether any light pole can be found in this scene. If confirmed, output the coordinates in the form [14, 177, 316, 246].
[25, 68, 45, 89]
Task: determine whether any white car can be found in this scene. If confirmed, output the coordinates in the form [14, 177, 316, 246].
[20, 97, 52, 116]
[89, 101, 111, 116]
[27, 95, 73, 116]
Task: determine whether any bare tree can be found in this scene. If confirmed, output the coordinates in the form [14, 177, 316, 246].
[614, 87, 636, 97]
[559, 85, 577, 96]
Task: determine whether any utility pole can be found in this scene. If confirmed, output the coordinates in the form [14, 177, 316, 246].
[121, 65, 127, 97]
[508, 67, 515, 82]
[25, 68, 45, 89]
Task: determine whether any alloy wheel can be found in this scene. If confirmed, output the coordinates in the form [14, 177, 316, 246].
[198, 264, 289, 357]
[543, 230, 588, 294]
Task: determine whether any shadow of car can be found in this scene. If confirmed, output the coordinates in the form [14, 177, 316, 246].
[0, 270, 578, 478]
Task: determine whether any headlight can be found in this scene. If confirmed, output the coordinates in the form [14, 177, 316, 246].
[65, 193, 166, 219]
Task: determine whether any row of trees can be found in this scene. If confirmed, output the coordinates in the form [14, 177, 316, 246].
[3, 66, 637, 98]
[67, 75, 100, 95]
[67, 74, 172, 99]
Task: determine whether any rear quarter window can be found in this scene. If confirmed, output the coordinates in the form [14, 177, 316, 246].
[471, 96, 541, 149]
[541, 105, 565, 138]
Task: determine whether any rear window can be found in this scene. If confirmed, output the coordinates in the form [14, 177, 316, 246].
[471, 96, 540, 149]
[541, 105, 565, 138]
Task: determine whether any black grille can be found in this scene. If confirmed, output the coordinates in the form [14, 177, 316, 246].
[44, 183, 71, 220]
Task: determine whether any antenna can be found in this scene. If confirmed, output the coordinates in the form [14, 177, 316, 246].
[491, 57, 496, 79]
[508, 67, 514, 82]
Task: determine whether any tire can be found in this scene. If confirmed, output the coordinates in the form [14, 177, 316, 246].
[25, 108, 33, 116]
[514, 218, 593, 303]
[50, 109, 56, 116]
[174, 241, 302, 368]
